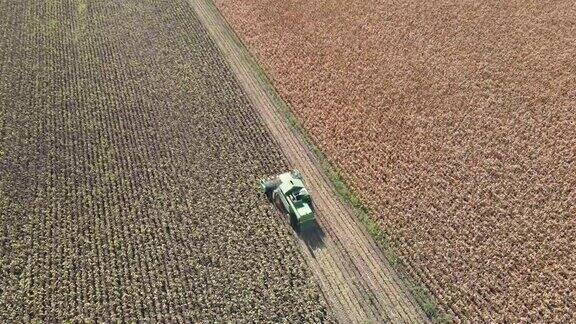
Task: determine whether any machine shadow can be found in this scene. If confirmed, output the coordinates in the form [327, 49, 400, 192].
[297, 221, 326, 257]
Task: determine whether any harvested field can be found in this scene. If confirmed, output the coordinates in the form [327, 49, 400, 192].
[0, 0, 328, 321]
[215, 0, 576, 322]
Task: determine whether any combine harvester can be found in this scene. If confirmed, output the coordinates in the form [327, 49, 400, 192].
[260, 170, 315, 231]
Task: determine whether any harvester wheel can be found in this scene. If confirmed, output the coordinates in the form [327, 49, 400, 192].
[273, 192, 286, 214]
[290, 213, 300, 232]
[309, 200, 315, 212]
[264, 188, 274, 202]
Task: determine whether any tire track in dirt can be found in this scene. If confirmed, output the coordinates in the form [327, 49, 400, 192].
[190, 1, 428, 323]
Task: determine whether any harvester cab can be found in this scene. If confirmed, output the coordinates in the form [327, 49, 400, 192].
[260, 170, 315, 231]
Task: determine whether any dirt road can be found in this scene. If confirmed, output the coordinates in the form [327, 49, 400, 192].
[190, 1, 428, 322]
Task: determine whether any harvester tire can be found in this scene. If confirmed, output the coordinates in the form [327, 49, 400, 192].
[264, 188, 274, 202]
[290, 214, 300, 232]
[273, 192, 286, 214]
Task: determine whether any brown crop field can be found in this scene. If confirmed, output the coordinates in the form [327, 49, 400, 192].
[0, 0, 328, 321]
[215, 0, 576, 322]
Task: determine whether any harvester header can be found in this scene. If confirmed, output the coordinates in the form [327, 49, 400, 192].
[260, 170, 315, 230]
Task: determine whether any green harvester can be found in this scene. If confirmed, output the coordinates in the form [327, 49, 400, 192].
[260, 170, 315, 231]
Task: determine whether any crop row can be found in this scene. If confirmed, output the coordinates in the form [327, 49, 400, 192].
[0, 0, 327, 321]
[215, 0, 576, 321]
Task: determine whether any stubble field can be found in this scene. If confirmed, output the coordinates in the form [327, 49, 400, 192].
[215, 0, 576, 321]
[0, 0, 327, 321]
